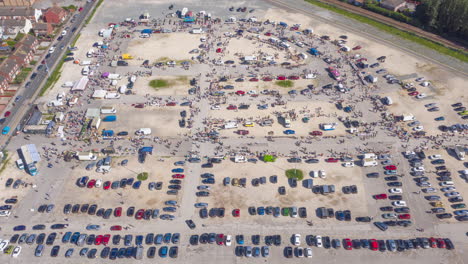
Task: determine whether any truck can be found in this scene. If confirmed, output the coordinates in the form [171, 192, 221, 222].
[100, 106, 116, 114]
[136, 128, 152, 136]
[102, 115, 117, 122]
[278, 115, 291, 128]
[362, 158, 378, 167]
[454, 145, 466, 161]
[224, 121, 238, 129]
[320, 123, 337, 131]
[76, 152, 98, 161]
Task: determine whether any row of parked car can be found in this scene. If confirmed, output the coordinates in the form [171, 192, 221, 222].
[33, 245, 177, 259]
[76, 176, 165, 191]
[62, 204, 176, 220]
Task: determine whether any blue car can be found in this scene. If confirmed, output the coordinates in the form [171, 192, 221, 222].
[2, 126, 10, 135]
[159, 246, 168, 258]
[62, 232, 72, 243]
[132, 181, 141, 189]
[172, 168, 184, 173]
[257, 207, 265, 215]
[236, 235, 244, 245]
[284, 130, 295, 135]
[164, 233, 172, 243]
[435, 116, 445, 121]
[13, 225, 26, 231]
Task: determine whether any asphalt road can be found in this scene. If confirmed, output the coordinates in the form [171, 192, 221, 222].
[0, 0, 97, 149]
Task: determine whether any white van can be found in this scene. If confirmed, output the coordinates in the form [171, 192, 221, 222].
[81, 66, 90, 76]
[16, 159, 24, 170]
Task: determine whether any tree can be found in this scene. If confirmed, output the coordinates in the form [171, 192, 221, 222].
[262, 155, 277, 162]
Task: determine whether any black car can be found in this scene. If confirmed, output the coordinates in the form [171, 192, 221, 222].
[33, 224, 46, 230]
[50, 224, 67, 230]
[147, 246, 156, 258]
[344, 210, 351, 221]
[101, 247, 110, 259]
[384, 176, 398, 181]
[199, 208, 208, 218]
[389, 195, 403, 200]
[284, 246, 293, 258]
[384, 220, 397, 226]
[378, 240, 386, 251]
[278, 186, 286, 195]
[63, 204, 72, 214]
[112, 235, 121, 245]
[235, 246, 245, 257]
[305, 159, 319, 163]
[46, 232, 57, 245]
[103, 208, 112, 219]
[367, 172, 379, 178]
[51, 245, 60, 257]
[355, 216, 371, 222]
[201, 163, 213, 168]
[196, 191, 209, 197]
[80, 204, 89, 213]
[336, 210, 345, 221]
[299, 207, 307, 218]
[380, 206, 394, 211]
[88, 204, 97, 215]
[169, 246, 178, 258]
[387, 182, 402, 187]
[5, 178, 14, 187]
[190, 235, 199, 246]
[186, 219, 196, 229]
[394, 207, 410, 213]
[5, 198, 18, 204]
[374, 222, 388, 231]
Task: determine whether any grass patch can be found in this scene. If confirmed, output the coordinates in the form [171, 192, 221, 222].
[137, 172, 149, 181]
[70, 33, 81, 47]
[304, 0, 468, 63]
[85, 0, 104, 25]
[275, 80, 294, 88]
[39, 55, 66, 96]
[29, 60, 37, 65]
[0, 151, 10, 176]
[149, 79, 170, 89]
[285, 169, 304, 181]
[13, 67, 32, 84]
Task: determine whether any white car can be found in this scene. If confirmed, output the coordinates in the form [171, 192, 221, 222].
[0, 240, 9, 251]
[439, 181, 454, 187]
[428, 155, 442, 160]
[211, 105, 220, 110]
[293, 234, 301, 246]
[415, 77, 425, 82]
[305, 248, 313, 258]
[389, 188, 402, 194]
[422, 188, 437, 193]
[342, 162, 355, 168]
[413, 126, 424, 131]
[392, 201, 407, 207]
[412, 166, 425, 172]
[0, 210, 11, 217]
[247, 90, 257, 95]
[12, 246, 21, 257]
[315, 235, 322, 247]
[225, 235, 232, 246]
[445, 192, 460, 197]
[48, 47, 55, 54]
[167, 61, 176, 66]
[416, 93, 426, 99]
[61, 30, 67, 36]
[296, 42, 305, 48]
[95, 179, 102, 188]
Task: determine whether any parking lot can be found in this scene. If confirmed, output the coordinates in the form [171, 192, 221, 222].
[0, 0, 467, 263]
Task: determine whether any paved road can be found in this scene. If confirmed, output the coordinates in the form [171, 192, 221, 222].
[0, 0, 97, 149]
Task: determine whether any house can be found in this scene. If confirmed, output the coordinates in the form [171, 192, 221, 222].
[0, 7, 42, 22]
[379, 0, 406, 11]
[0, 58, 20, 82]
[32, 22, 52, 36]
[0, 0, 36, 7]
[11, 34, 37, 66]
[0, 19, 32, 39]
[0, 75, 8, 93]
[43, 6, 67, 24]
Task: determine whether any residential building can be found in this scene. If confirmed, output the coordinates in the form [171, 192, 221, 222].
[32, 22, 52, 36]
[0, 18, 32, 39]
[379, 0, 406, 11]
[0, 6, 42, 22]
[43, 6, 67, 24]
[0, 58, 20, 82]
[0, 0, 36, 7]
[11, 34, 37, 66]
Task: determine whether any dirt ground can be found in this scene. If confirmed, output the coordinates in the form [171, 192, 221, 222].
[126, 33, 202, 64]
[101, 104, 190, 137]
[220, 78, 319, 94]
[195, 158, 369, 224]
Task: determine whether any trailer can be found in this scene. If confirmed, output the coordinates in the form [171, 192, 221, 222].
[100, 106, 116, 114]
[320, 123, 337, 131]
[454, 145, 466, 161]
[362, 158, 378, 167]
[20, 144, 40, 176]
[105, 93, 121, 99]
[136, 128, 152, 135]
[77, 152, 98, 161]
[224, 121, 238, 129]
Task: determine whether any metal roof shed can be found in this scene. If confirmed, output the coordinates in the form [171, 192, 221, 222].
[20, 144, 41, 165]
[71, 77, 89, 92]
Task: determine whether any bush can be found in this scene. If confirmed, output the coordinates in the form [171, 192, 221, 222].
[285, 169, 304, 180]
[262, 155, 277, 162]
[275, 80, 294, 88]
[137, 172, 149, 181]
[363, 3, 412, 24]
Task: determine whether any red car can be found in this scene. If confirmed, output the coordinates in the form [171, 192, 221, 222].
[356, 58, 367, 62]
[290, 26, 299, 31]
[264, 32, 272, 36]
[103, 234, 110, 245]
[409, 91, 419, 96]
[114, 207, 122, 217]
[216, 48, 223, 53]
[262, 77, 272, 81]
[95, 235, 103, 245]
[310, 131, 323, 136]
[384, 165, 397, 170]
[78, 7, 83, 12]
[4, 111, 11, 117]
[344, 238, 353, 250]
[172, 174, 185, 179]
[374, 194, 388, 200]
[277, 76, 286, 80]
[103, 181, 111, 190]
[166, 102, 176, 106]
[370, 239, 378, 251]
[352, 45, 362, 50]
[227, 105, 237, 110]
[398, 214, 411, 219]
[236, 90, 245, 95]
[436, 238, 446, 248]
[135, 209, 145, 220]
[216, 234, 224, 245]
[429, 237, 437, 248]
[325, 158, 339, 163]
[249, 78, 259, 82]
[288, 75, 299, 80]
[87, 179, 96, 188]
[233, 209, 240, 217]
[110, 225, 122, 231]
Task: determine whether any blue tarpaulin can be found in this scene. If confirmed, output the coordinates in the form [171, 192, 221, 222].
[309, 48, 319, 55]
[139, 147, 154, 154]
[141, 29, 152, 34]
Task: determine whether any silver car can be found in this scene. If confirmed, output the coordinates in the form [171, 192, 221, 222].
[35, 244, 44, 257]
